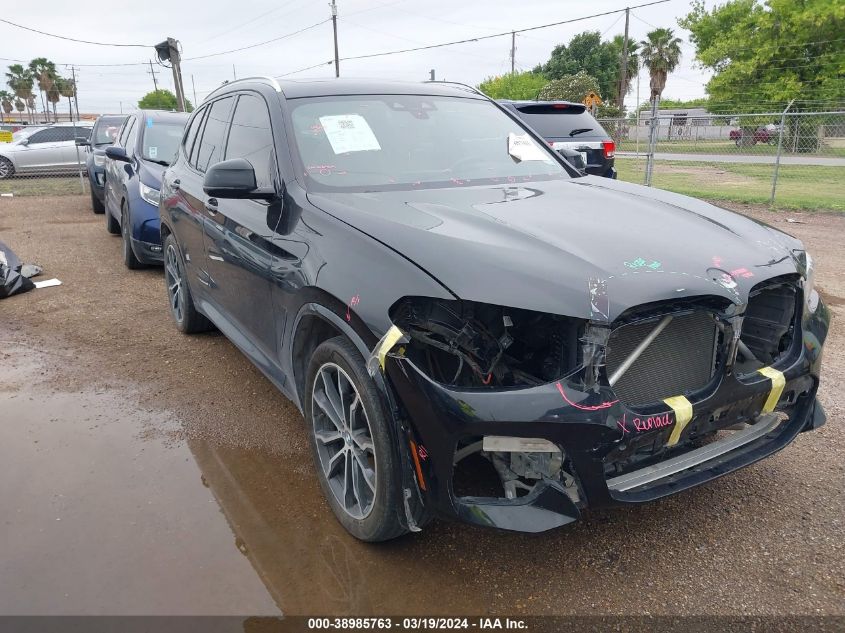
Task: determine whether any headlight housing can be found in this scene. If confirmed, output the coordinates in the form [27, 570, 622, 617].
[139, 182, 160, 207]
[388, 296, 585, 389]
[93, 153, 106, 167]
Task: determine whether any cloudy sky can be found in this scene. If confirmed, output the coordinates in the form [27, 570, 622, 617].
[2, 0, 716, 114]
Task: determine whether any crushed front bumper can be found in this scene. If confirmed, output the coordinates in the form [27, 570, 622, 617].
[384, 301, 829, 533]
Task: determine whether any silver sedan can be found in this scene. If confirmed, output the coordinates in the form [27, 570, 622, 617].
[0, 122, 94, 179]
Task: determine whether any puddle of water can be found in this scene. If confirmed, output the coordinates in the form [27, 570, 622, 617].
[0, 344, 280, 616]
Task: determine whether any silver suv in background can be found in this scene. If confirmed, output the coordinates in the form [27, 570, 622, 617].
[0, 121, 94, 179]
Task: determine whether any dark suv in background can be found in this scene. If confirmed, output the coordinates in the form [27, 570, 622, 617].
[499, 100, 617, 178]
[77, 114, 126, 213]
[104, 110, 188, 268]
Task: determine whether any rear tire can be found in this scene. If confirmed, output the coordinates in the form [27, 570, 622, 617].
[305, 336, 409, 542]
[90, 190, 105, 214]
[163, 233, 212, 334]
[0, 157, 13, 180]
[121, 203, 143, 270]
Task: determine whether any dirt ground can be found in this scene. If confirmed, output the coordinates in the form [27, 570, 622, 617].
[1, 194, 843, 616]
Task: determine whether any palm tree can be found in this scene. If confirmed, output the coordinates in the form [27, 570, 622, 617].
[639, 28, 682, 185]
[0, 90, 13, 123]
[29, 58, 58, 123]
[639, 28, 682, 102]
[6, 64, 35, 123]
[612, 35, 639, 106]
[47, 81, 62, 121]
[58, 77, 77, 121]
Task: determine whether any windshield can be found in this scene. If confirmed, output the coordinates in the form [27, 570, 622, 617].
[140, 120, 184, 164]
[289, 95, 569, 192]
[93, 117, 125, 145]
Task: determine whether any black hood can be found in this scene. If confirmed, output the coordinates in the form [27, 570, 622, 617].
[308, 177, 805, 321]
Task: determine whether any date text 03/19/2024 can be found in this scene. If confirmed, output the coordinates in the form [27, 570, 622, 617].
[306, 617, 528, 629]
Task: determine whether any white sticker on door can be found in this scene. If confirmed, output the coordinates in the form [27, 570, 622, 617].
[507, 133, 552, 162]
[318, 114, 381, 154]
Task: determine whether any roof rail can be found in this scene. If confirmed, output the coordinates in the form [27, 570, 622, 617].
[423, 80, 487, 98]
[205, 76, 282, 100]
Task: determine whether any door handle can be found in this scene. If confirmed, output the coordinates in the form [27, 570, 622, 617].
[204, 198, 218, 215]
[171, 179, 180, 191]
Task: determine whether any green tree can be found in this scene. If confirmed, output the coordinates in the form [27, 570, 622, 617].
[29, 57, 58, 122]
[0, 90, 13, 123]
[679, 0, 845, 111]
[5, 64, 35, 123]
[477, 71, 548, 100]
[536, 71, 600, 102]
[56, 77, 78, 121]
[640, 28, 683, 102]
[535, 31, 638, 106]
[137, 89, 193, 112]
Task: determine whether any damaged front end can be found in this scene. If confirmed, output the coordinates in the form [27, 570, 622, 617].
[370, 285, 829, 533]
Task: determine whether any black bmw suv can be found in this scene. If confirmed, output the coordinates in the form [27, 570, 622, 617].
[160, 77, 826, 542]
[498, 100, 617, 178]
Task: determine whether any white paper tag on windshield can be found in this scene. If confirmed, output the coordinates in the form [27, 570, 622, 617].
[149, 147, 158, 158]
[319, 114, 381, 154]
[507, 133, 551, 162]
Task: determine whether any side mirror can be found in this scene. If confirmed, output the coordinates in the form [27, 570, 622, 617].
[18, 137, 29, 146]
[203, 158, 276, 200]
[105, 146, 129, 162]
[75, 137, 90, 147]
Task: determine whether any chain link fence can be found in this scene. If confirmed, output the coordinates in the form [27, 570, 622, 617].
[599, 110, 845, 211]
[0, 118, 95, 198]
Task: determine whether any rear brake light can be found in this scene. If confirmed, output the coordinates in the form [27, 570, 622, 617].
[602, 140, 615, 159]
[552, 104, 569, 109]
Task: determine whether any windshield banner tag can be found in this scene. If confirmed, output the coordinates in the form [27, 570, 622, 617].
[319, 114, 381, 154]
[507, 133, 551, 162]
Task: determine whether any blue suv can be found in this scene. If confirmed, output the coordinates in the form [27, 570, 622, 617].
[104, 110, 189, 268]
[77, 114, 126, 214]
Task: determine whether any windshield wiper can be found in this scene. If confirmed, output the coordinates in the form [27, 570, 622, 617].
[145, 158, 170, 166]
[568, 128, 593, 137]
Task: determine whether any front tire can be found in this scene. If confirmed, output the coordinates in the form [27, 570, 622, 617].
[163, 234, 212, 334]
[105, 205, 120, 235]
[305, 336, 408, 542]
[121, 203, 143, 270]
[0, 157, 14, 180]
[90, 190, 105, 214]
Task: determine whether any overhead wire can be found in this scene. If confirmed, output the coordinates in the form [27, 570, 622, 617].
[0, 18, 151, 47]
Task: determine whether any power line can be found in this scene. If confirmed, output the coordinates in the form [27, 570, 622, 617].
[194, 0, 305, 44]
[0, 18, 151, 47]
[276, 60, 334, 77]
[183, 19, 330, 61]
[333, 0, 671, 64]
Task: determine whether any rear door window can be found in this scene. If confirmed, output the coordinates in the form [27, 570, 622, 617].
[195, 97, 234, 173]
[182, 107, 205, 166]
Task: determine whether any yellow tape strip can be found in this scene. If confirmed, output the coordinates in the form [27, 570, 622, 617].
[758, 366, 786, 413]
[664, 395, 693, 447]
[377, 325, 405, 371]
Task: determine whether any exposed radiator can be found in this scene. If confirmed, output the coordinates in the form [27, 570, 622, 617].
[605, 311, 718, 407]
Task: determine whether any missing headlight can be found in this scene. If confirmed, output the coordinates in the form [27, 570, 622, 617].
[389, 297, 585, 388]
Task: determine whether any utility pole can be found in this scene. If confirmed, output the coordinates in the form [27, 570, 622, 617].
[510, 31, 516, 74]
[147, 60, 160, 92]
[429, 69, 435, 81]
[616, 7, 630, 109]
[155, 38, 187, 111]
[331, 0, 340, 77]
[69, 65, 80, 122]
[191, 74, 198, 107]
[232, 65, 237, 80]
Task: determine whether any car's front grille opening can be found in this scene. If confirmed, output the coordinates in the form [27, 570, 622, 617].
[738, 277, 798, 369]
[605, 311, 719, 407]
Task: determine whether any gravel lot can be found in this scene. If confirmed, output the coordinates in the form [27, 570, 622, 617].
[1, 194, 843, 617]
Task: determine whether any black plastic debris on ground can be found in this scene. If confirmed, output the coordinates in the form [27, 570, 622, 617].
[0, 240, 40, 299]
